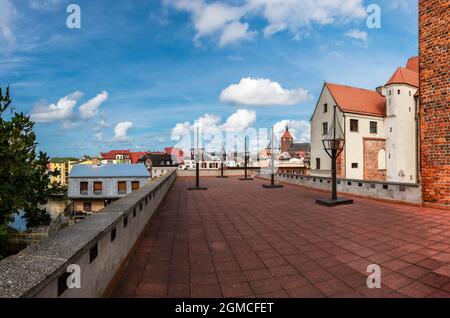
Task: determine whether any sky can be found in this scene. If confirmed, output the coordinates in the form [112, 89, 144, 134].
[0, 0, 418, 157]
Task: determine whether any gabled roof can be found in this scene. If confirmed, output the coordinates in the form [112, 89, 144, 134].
[325, 82, 386, 117]
[69, 164, 150, 178]
[386, 67, 419, 87]
[100, 150, 131, 159]
[405, 56, 418, 72]
[282, 127, 293, 140]
[130, 152, 148, 164]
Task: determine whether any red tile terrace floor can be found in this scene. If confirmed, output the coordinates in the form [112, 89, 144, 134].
[110, 177, 450, 298]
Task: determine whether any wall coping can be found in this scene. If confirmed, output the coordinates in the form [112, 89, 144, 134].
[0, 169, 176, 298]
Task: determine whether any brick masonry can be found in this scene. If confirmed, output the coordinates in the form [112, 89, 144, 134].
[419, 0, 450, 206]
[363, 138, 387, 182]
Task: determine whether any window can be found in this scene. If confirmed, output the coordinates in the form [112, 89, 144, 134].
[409, 91, 412, 96]
[324, 103, 328, 113]
[350, 119, 358, 132]
[93, 182, 102, 195]
[377, 149, 386, 170]
[388, 90, 392, 96]
[316, 158, 321, 170]
[89, 244, 98, 263]
[80, 182, 88, 195]
[390, 127, 392, 133]
[370, 121, 378, 134]
[132, 181, 140, 191]
[83, 202, 92, 212]
[397, 89, 401, 95]
[118, 181, 127, 194]
[322, 122, 328, 135]
[351, 163, 358, 169]
[160, 160, 165, 165]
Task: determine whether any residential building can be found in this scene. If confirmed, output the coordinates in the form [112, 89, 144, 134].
[49, 157, 79, 186]
[100, 150, 148, 164]
[68, 164, 150, 213]
[310, 56, 419, 183]
[139, 152, 181, 178]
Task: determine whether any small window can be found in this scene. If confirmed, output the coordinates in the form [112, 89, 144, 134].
[133, 208, 136, 218]
[370, 121, 377, 134]
[322, 122, 328, 135]
[351, 163, 358, 169]
[388, 90, 392, 96]
[350, 119, 358, 132]
[397, 89, 401, 95]
[324, 103, 328, 113]
[123, 216, 128, 228]
[409, 91, 412, 96]
[93, 182, 102, 195]
[80, 182, 88, 195]
[160, 160, 165, 165]
[132, 181, 140, 191]
[316, 158, 321, 170]
[83, 202, 92, 212]
[390, 127, 392, 133]
[118, 181, 127, 194]
[89, 244, 98, 263]
[58, 272, 71, 296]
[111, 228, 116, 242]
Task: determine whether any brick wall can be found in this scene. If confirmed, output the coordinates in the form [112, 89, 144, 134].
[363, 138, 387, 182]
[419, 0, 450, 206]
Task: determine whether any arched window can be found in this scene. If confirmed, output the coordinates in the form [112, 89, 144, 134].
[377, 149, 386, 170]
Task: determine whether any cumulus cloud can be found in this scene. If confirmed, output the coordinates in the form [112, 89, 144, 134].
[220, 77, 311, 106]
[0, 0, 17, 43]
[30, 92, 81, 123]
[221, 109, 256, 132]
[113, 122, 133, 141]
[79, 91, 108, 119]
[344, 28, 368, 45]
[273, 119, 311, 143]
[30, 90, 108, 126]
[164, 0, 367, 46]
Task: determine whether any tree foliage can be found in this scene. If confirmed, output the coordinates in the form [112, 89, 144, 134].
[0, 87, 59, 257]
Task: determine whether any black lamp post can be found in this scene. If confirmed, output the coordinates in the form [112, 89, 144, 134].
[239, 136, 253, 181]
[217, 142, 228, 178]
[189, 127, 207, 190]
[316, 105, 353, 206]
[263, 126, 283, 188]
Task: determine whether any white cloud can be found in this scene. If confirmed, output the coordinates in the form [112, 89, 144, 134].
[113, 122, 133, 141]
[30, 0, 62, 11]
[93, 132, 104, 141]
[219, 21, 256, 47]
[165, 0, 367, 46]
[220, 77, 311, 106]
[273, 119, 311, 143]
[30, 92, 81, 123]
[344, 28, 368, 44]
[30, 91, 107, 126]
[221, 109, 256, 132]
[0, 0, 17, 43]
[79, 91, 108, 119]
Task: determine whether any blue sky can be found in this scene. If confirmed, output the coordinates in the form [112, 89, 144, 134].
[0, 0, 418, 157]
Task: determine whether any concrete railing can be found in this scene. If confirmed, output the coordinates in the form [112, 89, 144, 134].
[0, 169, 177, 298]
[177, 168, 259, 177]
[256, 172, 422, 204]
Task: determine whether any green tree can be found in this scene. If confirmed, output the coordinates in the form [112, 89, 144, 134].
[0, 87, 59, 258]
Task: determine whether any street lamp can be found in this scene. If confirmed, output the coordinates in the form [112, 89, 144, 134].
[217, 142, 228, 179]
[316, 105, 353, 206]
[263, 126, 283, 188]
[240, 136, 254, 181]
[188, 127, 208, 190]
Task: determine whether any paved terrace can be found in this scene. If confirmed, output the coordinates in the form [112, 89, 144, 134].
[111, 177, 450, 298]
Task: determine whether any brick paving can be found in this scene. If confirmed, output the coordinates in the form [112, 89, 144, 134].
[110, 177, 450, 298]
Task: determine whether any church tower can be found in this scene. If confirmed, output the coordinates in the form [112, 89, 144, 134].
[281, 126, 293, 153]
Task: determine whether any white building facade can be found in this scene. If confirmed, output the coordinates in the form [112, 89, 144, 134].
[310, 57, 419, 184]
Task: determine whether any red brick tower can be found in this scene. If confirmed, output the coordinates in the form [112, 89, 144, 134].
[419, 0, 450, 207]
[280, 126, 293, 153]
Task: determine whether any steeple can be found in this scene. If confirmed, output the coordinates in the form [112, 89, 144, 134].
[281, 125, 293, 153]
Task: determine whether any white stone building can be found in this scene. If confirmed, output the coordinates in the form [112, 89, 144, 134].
[310, 57, 419, 183]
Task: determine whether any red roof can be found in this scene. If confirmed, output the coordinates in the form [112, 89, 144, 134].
[405, 56, 418, 72]
[282, 128, 293, 140]
[325, 82, 386, 117]
[100, 150, 131, 160]
[130, 152, 148, 164]
[386, 67, 419, 87]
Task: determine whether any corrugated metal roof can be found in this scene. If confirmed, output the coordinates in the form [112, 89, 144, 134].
[69, 164, 150, 178]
